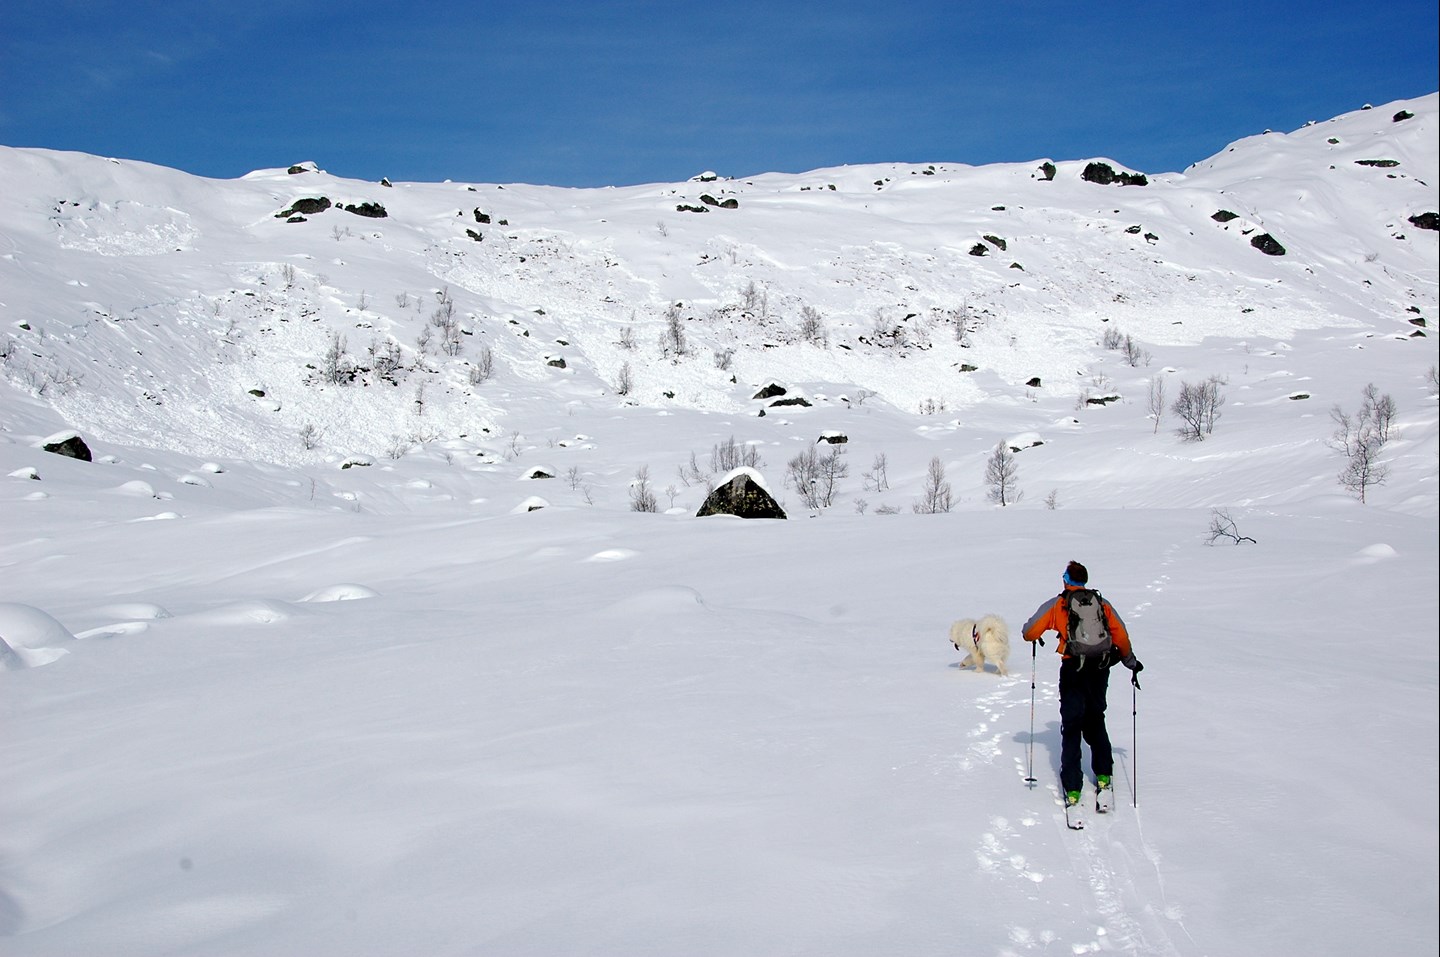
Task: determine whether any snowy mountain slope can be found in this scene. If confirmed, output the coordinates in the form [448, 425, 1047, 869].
[1, 95, 1434, 470]
[0, 95, 1437, 957]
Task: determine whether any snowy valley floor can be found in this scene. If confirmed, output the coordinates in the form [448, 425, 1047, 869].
[3, 492, 1436, 956]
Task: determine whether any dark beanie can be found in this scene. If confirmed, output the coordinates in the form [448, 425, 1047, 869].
[1065, 560, 1089, 585]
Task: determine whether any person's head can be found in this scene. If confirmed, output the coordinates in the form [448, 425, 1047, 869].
[1063, 560, 1089, 588]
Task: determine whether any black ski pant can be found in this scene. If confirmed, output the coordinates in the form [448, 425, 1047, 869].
[1058, 656, 1113, 794]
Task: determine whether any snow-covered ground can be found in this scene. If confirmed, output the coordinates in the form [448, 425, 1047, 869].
[1, 94, 1437, 956]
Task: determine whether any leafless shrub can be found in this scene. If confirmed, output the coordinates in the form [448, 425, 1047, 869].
[322, 332, 350, 385]
[913, 456, 953, 514]
[660, 303, 688, 357]
[787, 444, 847, 509]
[629, 465, 658, 512]
[1147, 376, 1167, 434]
[1122, 336, 1150, 367]
[711, 436, 763, 473]
[863, 452, 890, 491]
[615, 361, 634, 396]
[1172, 377, 1225, 441]
[1207, 508, 1256, 544]
[468, 346, 494, 385]
[984, 441, 1022, 506]
[1331, 384, 1395, 503]
[799, 305, 828, 346]
[298, 423, 322, 450]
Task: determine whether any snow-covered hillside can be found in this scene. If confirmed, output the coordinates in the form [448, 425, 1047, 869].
[1, 95, 1436, 956]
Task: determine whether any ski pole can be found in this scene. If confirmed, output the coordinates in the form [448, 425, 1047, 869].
[1131, 674, 1139, 808]
[1024, 638, 1038, 787]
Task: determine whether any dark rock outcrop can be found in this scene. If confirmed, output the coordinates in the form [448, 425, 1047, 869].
[43, 434, 91, 461]
[696, 471, 786, 519]
[1251, 233, 1286, 256]
[1212, 210, 1239, 222]
[343, 202, 388, 218]
[753, 383, 787, 400]
[1081, 162, 1148, 186]
[1407, 212, 1438, 231]
[276, 197, 331, 218]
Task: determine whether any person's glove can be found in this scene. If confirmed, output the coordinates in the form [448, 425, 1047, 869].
[1122, 655, 1143, 688]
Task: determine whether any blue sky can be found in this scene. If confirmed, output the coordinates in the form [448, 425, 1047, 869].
[2, 0, 1435, 187]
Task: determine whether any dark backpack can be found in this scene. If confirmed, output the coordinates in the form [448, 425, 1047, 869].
[1064, 588, 1112, 658]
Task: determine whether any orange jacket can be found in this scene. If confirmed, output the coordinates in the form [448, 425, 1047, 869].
[1022, 585, 1132, 659]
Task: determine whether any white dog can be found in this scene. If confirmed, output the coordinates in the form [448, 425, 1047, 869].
[949, 615, 1011, 676]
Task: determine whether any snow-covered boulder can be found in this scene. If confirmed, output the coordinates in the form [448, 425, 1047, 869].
[41, 431, 91, 461]
[696, 467, 786, 520]
[0, 602, 75, 669]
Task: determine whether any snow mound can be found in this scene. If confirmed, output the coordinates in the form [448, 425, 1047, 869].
[0, 601, 76, 648]
[186, 600, 296, 626]
[96, 602, 172, 620]
[1353, 543, 1398, 564]
[298, 583, 380, 602]
[0, 602, 75, 669]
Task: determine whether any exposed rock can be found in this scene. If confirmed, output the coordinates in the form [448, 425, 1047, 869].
[696, 470, 786, 519]
[343, 202, 388, 218]
[1081, 162, 1148, 186]
[1026, 377, 1042, 388]
[752, 383, 787, 400]
[1250, 233, 1286, 256]
[676, 204, 709, 213]
[466, 228, 485, 242]
[968, 243, 988, 257]
[700, 194, 720, 206]
[276, 197, 331, 218]
[770, 396, 812, 408]
[1393, 110, 1415, 122]
[983, 234, 1007, 250]
[42, 433, 92, 461]
[817, 432, 848, 444]
[546, 357, 567, 369]
[1212, 210, 1239, 222]
[1125, 225, 1142, 234]
[1038, 162, 1057, 181]
[1354, 159, 1400, 168]
[717, 198, 739, 209]
[380, 177, 392, 187]
[287, 164, 311, 174]
[473, 208, 491, 224]
[1408, 212, 1439, 231]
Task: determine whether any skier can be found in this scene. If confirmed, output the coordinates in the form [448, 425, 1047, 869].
[1022, 560, 1143, 809]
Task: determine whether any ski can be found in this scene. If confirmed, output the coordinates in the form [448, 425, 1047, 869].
[1095, 784, 1113, 814]
[1064, 797, 1085, 830]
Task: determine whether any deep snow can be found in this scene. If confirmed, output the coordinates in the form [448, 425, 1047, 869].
[1, 94, 1437, 956]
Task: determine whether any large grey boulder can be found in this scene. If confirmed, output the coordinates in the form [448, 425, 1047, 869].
[696, 469, 786, 519]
